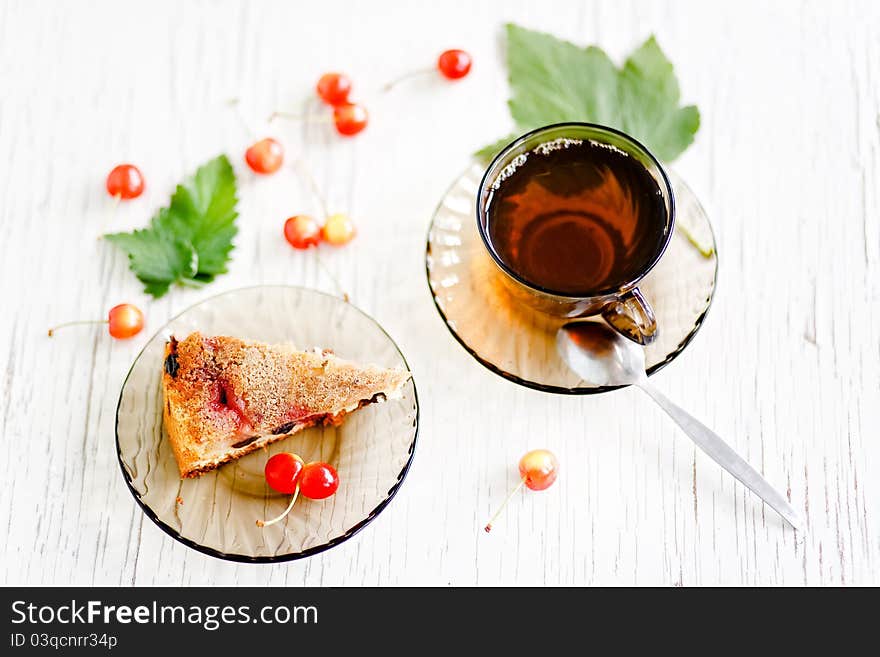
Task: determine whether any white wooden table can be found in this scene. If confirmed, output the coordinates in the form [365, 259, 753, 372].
[1, 0, 877, 586]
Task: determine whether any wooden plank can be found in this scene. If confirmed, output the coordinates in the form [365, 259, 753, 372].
[0, 0, 876, 585]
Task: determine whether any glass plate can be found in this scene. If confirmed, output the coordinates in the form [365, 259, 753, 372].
[426, 164, 718, 394]
[116, 286, 419, 562]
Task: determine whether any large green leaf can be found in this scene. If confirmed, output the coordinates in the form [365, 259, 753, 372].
[479, 24, 700, 162]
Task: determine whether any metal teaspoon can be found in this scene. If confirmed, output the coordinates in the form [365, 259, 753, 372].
[556, 321, 802, 529]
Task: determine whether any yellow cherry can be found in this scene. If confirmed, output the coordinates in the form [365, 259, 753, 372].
[322, 213, 356, 246]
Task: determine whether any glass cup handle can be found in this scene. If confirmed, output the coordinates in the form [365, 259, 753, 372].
[601, 287, 658, 345]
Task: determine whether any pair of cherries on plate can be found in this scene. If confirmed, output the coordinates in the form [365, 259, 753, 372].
[257, 453, 339, 527]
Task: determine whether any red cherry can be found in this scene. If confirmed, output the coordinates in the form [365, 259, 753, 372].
[317, 73, 352, 106]
[245, 138, 284, 174]
[48, 303, 144, 339]
[284, 215, 322, 249]
[518, 449, 559, 491]
[437, 49, 472, 80]
[107, 304, 145, 339]
[484, 449, 559, 532]
[106, 164, 145, 200]
[299, 462, 339, 499]
[333, 103, 368, 136]
[264, 453, 305, 494]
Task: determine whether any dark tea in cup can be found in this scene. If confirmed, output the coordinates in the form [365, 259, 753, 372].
[483, 138, 667, 295]
[477, 123, 674, 345]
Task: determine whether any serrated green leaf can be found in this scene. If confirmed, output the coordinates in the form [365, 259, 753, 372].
[478, 25, 699, 162]
[104, 225, 195, 299]
[474, 133, 520, 163]
[506, 23, 619, 128]
[168, 155, 238, 275]
[617, 36, 700, 161]
[105, 155, 238, 298]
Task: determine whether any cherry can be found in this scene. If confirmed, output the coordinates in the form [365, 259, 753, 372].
[484, 449, 559, 533]
[382, 48, 473, 92]
[256, 456, 339, 527]
[437, 49, 472, 80]
[268, 97, 367, 138]
[518, 449, 559, 491]
[264, 452, 304, 494]
[208, 379, 253, 434]
[333, 103, 368, 136]
[107, 304, 145, 339]
[245, 138, 284, 174]
[299, 461, 339, 499]
[322, 213, 356, 246]
[106, 164, 145, 200]
[284, 215, 322, 249]
[257, 452, 305, 528]
[316, 72, 353, 106]
[48, 303, 144, 339]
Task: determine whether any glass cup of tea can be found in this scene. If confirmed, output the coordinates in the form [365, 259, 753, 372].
[476, 122, 675, 345]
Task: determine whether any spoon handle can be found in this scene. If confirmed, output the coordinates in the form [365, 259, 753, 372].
[636, 381, 803, 530]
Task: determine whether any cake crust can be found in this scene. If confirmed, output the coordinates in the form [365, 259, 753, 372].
[162, 332, 410, 478]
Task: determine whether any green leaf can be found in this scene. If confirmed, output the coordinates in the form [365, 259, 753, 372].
[617, 36, 700, 161]
[478, 24, 699, 162]
[105, 155, 238, 298]
[167, 155, 238, 276]
[506, 23, 619, 128]
[104, 227, 195, 299]
[473, 133, 519, 163]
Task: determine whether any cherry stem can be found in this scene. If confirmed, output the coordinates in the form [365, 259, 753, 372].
[47, 319, 108, 337]
[678, 223, 715, 258]
[312, 247, 350, 303]
[226, 97, 257, 141]
[484, 477, 527, 533]
[262, 108, 343, 303]
[268, 110, 333, 125]
[287, 158, 349, 302]
[179, 278, 206, 290]
[256, 485, 300, 528]
[382, 66, 435, 93]
[291, 158, 329, 220]
[98, 194, 121, 239]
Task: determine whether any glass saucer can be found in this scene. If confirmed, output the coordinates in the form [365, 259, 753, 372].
[116, 286, 418, 562]
[426, 164, 717, 394]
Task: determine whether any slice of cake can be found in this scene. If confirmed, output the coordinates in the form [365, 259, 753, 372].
[162, 332, 410, 478]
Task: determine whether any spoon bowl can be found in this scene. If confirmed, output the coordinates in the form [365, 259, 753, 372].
[556, 321, 647, 387]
